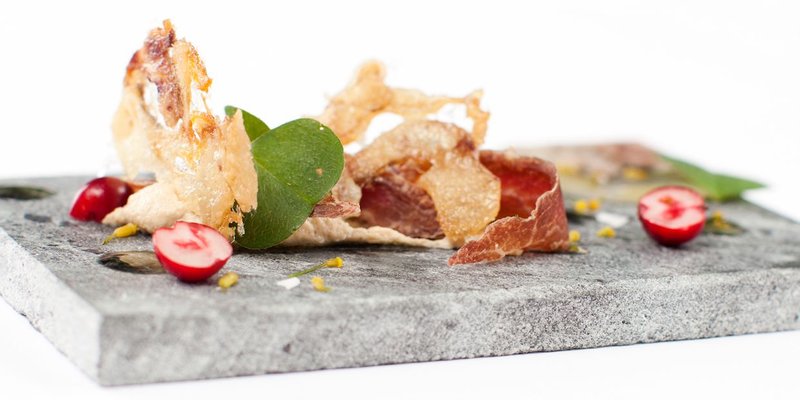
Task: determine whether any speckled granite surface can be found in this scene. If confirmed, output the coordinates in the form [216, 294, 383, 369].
[1, 176, 799, 385]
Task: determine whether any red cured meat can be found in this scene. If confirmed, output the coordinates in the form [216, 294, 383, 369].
[358, 159, 444, 239]
[449, 151, 569, 265]
[310, 195, 360, 219]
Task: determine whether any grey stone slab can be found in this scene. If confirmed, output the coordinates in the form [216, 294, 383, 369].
[1, 176, 799, 386]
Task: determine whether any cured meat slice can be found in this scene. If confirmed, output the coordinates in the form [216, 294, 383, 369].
[479, 150, 558, 219]
[358, 159, 444, 239]
[349, 120, 500, 244]
[310, 195, 360, 219]
[448, 151, 569, 265]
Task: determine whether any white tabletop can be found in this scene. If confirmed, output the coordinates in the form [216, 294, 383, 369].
[1, 1, 798, 398]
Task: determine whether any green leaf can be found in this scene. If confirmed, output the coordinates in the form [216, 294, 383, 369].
[662, 155, 765, 201]
[235, 118, 344, 249]
[225, 106, 270, 141]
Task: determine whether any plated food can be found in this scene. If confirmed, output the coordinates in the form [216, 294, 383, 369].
[81, 20, 571, 268]
[68, 20, 763, 281]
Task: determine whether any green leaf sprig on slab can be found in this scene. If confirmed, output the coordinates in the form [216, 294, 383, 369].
[226, 106, 344, 249]
[661, 155, 765, 202]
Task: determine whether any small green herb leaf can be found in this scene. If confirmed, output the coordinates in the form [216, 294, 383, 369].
[235, 118, 343, 249]
[225, 106, 270, 141]
[662, 155, 765, 202]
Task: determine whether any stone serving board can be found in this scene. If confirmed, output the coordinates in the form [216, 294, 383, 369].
[1, 177, 799, 386]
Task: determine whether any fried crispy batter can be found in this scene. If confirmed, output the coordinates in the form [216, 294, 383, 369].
[416, 142, 501, 245]
[104, 20, 257, 239]
[317, 61, 489, 146]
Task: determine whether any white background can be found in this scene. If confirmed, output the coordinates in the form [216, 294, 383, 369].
[1, 1, 799, 399]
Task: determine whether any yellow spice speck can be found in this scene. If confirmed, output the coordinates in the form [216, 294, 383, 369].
[311, 276, 331, 292]
[569, 230, 581, 243]
[574, 200, 589, 214]
[588, 198, 602, 211]
[596, 226, 616, 238]
[324, 257, 344, 268]
[218, 272, 239, 289]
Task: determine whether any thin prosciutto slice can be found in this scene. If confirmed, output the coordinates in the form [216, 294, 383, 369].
[310, 195, 360, 219]
[448, 151, 570, 265]
[358, 159, 444, 239]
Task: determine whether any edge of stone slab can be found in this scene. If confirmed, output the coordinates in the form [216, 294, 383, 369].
[94, 266, 800, 386]
[0, 227, 103, 382]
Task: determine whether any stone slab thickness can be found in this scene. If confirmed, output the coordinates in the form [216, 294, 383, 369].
[1, 177, 799, 385]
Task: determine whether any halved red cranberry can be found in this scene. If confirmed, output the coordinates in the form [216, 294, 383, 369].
[69, 177, 133, 222]
[152, 222, 232, 282]
[638, 186, 706, 247]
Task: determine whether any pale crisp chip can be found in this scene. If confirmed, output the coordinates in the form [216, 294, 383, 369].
[317, 61, 489, 147]
[417, 151, 500, 245]
[104, 20, 257, 239]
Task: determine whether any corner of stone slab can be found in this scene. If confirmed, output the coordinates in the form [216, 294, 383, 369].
[95, 314, 140, 386]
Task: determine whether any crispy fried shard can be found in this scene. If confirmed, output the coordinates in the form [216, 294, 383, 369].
[104, 20, 257, 239]
[449, 151, 570, 265]
[317, 61, 489, 146]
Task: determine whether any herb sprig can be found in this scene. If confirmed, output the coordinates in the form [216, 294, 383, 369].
[661, 155, 765, 202]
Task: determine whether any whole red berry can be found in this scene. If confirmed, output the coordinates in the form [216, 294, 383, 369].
[638, 186, 706, 247]
[69, 177, 133, 223]
[153, 221, 232, 282]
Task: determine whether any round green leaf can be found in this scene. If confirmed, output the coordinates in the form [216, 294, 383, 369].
[235, 118, 344, 249]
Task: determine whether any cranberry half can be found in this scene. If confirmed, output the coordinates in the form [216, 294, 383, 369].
[69, 177, 133, 222]
[152, 222, 232, 282]
[638, 185, 706, 247]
